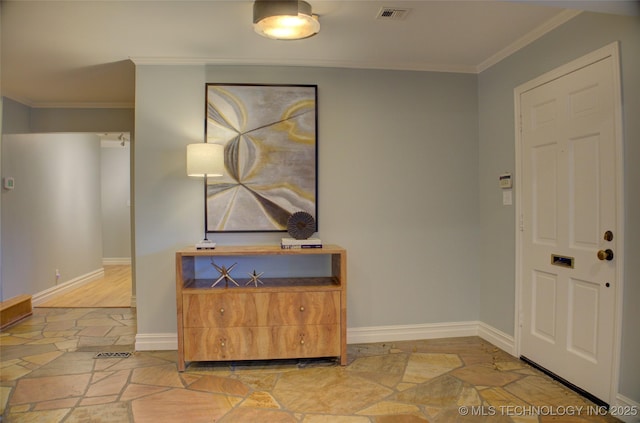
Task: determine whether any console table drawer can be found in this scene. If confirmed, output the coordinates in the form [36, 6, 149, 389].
[183, 291, 340, 328]
[183, 292, 259, 327]
[183, 325, 340, 361]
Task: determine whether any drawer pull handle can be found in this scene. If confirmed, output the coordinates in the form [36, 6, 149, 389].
[300, 339, 305, 345]
[219, 308, 225, 314]
[299, 306, 305, 312]
[220, 341, 225, 347]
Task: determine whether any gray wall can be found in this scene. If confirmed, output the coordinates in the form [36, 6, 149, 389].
[1, 133, 104, 299]
[101, 141, 131, 260]
[478, 12, 639, 403]
[134, 64, 480, 336]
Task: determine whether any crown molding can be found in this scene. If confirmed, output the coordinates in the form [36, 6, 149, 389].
[476, 9, 582, 73]
[130, 56, 478, 74]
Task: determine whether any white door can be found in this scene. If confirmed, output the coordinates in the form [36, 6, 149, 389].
[519, 49, 621, 403]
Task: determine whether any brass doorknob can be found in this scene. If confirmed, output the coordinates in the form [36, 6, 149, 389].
[597, 249, 614, 261]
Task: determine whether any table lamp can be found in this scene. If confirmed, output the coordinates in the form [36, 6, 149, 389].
[187, 142, 224, 249]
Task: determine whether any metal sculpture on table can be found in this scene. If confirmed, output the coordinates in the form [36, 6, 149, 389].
[211, 261, 239, 287]
[246, 270, 265, 287]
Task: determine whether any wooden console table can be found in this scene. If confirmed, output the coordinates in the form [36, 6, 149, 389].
[175, 245, 347, 371]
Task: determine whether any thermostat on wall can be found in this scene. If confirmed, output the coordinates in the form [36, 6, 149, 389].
[499, 173, 512, 189]
[3, 177, 15, 190]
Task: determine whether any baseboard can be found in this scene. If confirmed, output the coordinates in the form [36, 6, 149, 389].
[613, 394, 640, 423]
[477, 321, 516, 356]
[347, 321, 480, 345]
[135, 333, 177, 351]
[102, 257, 132, 265]
[32, 268, 105, 306]
[135, 321, 515, 354]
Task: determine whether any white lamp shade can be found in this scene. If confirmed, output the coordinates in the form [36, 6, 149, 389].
[187, 143, 225, 177]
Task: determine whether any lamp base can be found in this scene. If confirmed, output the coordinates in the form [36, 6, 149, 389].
[196, 240, 216, 250]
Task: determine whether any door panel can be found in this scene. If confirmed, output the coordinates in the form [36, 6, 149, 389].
[532, 143, 558, 244]
[532, 270, 557, 343]
[520, 56, 618, 403]
[569, 135, 600, 247]
[568, 278, 599, 362]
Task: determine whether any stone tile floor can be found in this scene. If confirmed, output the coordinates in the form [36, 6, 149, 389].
[0, 307, 622, 422]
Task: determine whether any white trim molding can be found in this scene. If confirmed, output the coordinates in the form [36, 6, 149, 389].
[32, 268, 105, 306]
[135, 333, 177, 351]
[347, 321, 479, 345]
[129, 55, 477, 74]
[477, 322, 516, 356]
[612, 394, 640, 423]
[348, 321, 516, 355]
[134, 320, 516, 358]
[477, 9, 581, 73]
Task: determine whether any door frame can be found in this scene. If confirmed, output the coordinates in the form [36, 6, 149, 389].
[514, 41, 625, 405]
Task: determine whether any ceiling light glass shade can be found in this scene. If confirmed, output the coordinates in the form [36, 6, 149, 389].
[253, 0, 320, 40]
[187, 143, 224, 177]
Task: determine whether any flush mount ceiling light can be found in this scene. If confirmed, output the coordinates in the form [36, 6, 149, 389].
[253, 0, 320, 40]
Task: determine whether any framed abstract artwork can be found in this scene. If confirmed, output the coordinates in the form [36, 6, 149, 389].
[205, 83, 318, 232]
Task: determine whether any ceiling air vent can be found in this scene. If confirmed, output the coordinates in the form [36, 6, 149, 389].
[376, 7, 411, 20]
